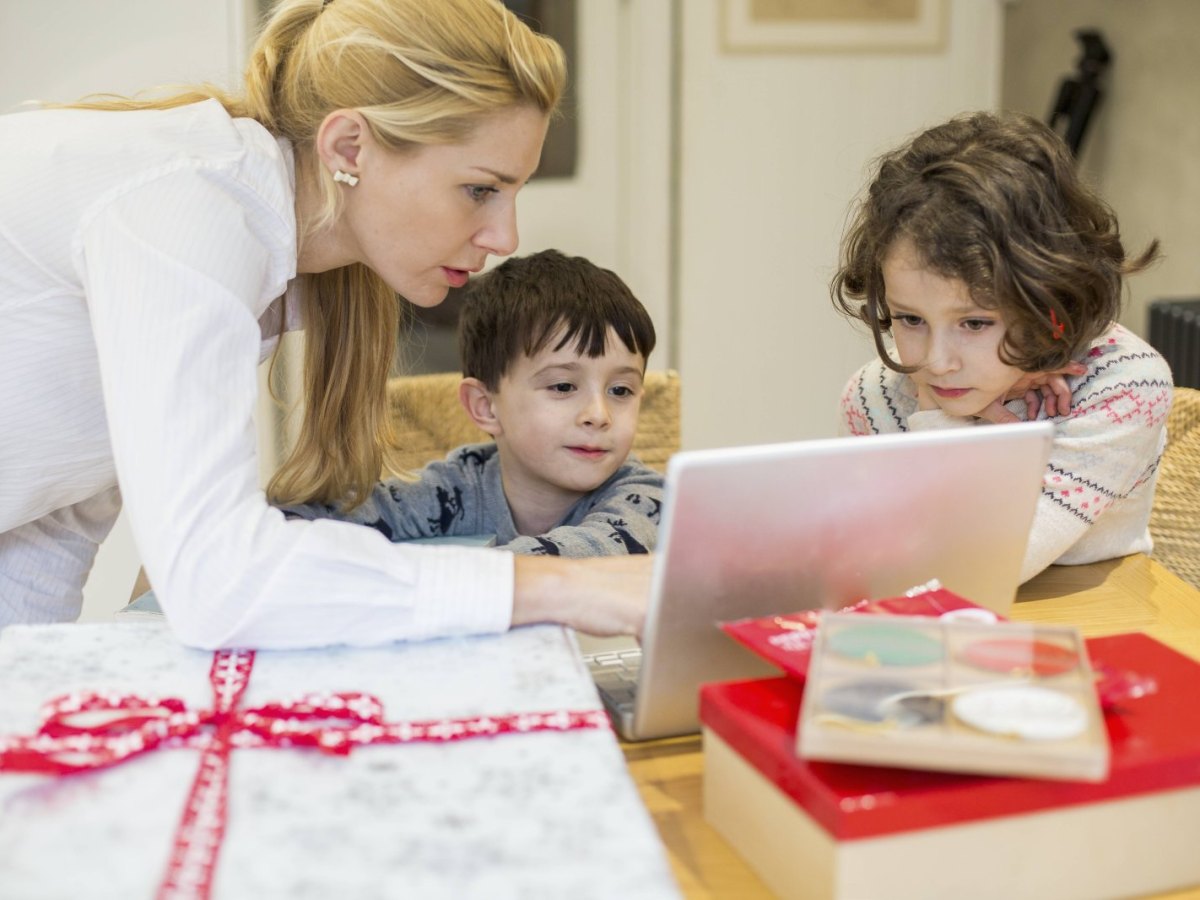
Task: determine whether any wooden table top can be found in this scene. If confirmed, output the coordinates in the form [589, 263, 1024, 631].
[623, 553, 1200, 899]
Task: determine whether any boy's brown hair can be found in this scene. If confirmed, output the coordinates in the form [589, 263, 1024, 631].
[831, 110, 1158, 372]
[460, 249, 656, 390]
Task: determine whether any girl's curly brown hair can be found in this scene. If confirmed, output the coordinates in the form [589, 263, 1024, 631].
[831, 110, 1158, 373]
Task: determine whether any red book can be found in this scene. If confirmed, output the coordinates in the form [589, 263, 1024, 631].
[701, 632, 1200, 900]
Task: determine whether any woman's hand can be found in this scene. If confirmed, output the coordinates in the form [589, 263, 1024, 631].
[511, 554, 654, 638]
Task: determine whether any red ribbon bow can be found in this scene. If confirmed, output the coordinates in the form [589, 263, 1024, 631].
[0, 648, 609, 899]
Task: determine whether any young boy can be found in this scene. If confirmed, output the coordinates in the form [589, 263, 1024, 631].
[283, 249, 663, 557]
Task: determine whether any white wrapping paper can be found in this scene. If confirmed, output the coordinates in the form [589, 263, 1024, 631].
[0, 622, 678, 899]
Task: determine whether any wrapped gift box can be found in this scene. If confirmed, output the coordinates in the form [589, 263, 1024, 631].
[701, 632, 1200, 900]
[0, 622, 679, 899]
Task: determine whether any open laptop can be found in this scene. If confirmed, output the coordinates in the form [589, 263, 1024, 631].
[581, 421, 1054, 741]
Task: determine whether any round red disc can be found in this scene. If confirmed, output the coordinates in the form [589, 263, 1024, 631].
[959, 638, 1079, 676]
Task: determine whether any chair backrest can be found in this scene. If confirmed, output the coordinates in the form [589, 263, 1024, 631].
[1149, 386, 1200, 590]
[385, 369, 681, 474]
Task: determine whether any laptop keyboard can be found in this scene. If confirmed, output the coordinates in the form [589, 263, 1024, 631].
[584, 647, 643, 712]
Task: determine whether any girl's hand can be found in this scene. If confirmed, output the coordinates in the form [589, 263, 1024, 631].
[917, 380, 1022, 424]
[975, 397, 1024, 425]
[1006, 362, 1087, 420]
[916, 360, 1085, 425]
[916, 381, 940, 412]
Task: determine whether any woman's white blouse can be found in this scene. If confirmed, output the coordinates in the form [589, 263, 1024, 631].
[0, 100, 513, 646]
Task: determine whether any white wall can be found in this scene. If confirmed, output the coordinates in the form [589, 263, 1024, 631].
[677, 0, 1004, 448]
[1000, 0, 1200, 339]
[0, 1, 250, 107]
[514, 1, 675, 371]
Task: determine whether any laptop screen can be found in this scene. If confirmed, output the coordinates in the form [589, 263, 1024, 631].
[628, 421, 1054, 740]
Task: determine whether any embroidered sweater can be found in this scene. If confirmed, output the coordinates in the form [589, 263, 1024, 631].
[282, 443, 664, 557]
[839, 324, 1172, 582]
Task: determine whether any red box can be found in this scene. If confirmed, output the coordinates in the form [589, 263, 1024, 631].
[701, 632, 1200, 900]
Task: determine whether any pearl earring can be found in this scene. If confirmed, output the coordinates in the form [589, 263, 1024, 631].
[333, 169, 359, 187]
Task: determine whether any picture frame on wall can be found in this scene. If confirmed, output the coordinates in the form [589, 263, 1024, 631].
[503, 0, 577, 178]
[721, 0, 947, 54]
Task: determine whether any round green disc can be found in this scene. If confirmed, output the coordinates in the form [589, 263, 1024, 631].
[826, 622, 944, 667]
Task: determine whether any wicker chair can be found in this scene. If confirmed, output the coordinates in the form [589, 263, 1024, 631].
[385, 369, 681, 474]
[1149, 386, 1200, 590]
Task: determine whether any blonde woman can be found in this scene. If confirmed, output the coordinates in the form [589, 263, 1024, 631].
[0, 0, 651, 646]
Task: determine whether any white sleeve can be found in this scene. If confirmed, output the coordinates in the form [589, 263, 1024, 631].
[0, 488, 121, 625]
[1018, 397, 1165, 583]
[78, 171, 512, 649]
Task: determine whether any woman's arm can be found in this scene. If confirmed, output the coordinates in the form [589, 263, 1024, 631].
[82, 168, 512, 649]
[511, 553, 652, 637]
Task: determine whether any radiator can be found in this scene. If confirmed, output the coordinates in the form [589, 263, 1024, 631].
[1148, 298, 1200, 389]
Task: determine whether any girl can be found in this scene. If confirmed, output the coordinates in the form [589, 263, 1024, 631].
[0, 0, 650, 645]
[832, 111, 1172, 582]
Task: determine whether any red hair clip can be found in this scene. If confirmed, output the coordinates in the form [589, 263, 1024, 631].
[1050, 309, 1066, 341]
